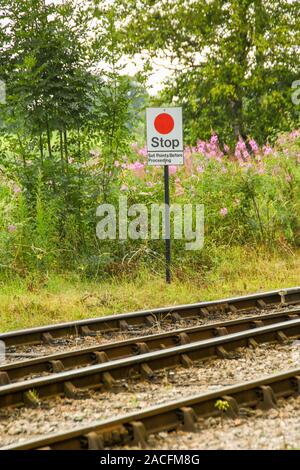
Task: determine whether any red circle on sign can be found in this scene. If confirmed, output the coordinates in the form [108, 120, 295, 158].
[154, 113, 174, 134]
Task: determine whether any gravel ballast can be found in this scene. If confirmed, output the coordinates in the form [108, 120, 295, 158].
[134, 396, 300, 450]
[0, 339, 299, 448]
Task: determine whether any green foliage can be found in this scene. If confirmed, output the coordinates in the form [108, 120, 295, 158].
[0, 1, 299, 282]
[1, 129, 299, 279]
[120, 0, 300, 144]
[215, 399, 230, 412]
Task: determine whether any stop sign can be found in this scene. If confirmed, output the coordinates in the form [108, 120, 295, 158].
[146, 107, 183, 165]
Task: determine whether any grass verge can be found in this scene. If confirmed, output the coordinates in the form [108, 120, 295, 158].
[0, 246, 299, 332]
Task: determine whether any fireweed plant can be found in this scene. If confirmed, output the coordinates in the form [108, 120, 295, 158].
[0, 130, 299, 278]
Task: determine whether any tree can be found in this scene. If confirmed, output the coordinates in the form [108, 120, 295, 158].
[120, 0, 300, 144]
[0, 0, 93, 164]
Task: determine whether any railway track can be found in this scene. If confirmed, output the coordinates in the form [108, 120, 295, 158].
[0, 317, 299, 409]
[1, 307, 300, 384]
[1, 287, 299, 347]
[3, 367, 300, 450]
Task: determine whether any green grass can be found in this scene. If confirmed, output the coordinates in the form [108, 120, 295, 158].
[0, 245, 299, 332]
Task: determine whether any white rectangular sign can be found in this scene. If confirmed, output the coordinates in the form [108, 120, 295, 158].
[146, 107, 183, 166]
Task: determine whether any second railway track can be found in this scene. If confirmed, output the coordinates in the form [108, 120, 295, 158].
[3, 367, 300, 450]
[1, 307, 300, 384]
[1, 287, 300, 348]
[0, 316, 300, 409]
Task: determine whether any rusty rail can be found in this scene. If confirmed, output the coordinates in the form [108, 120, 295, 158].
[0, 317, 299, 409]
[1, 307, 300, 384]
[3, 367, 300, 450]
[1, 287, 300, 347]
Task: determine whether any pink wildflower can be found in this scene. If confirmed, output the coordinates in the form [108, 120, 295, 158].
[286, 174, 292, 182]
[120, 184, 128, 191]
[169, 166, 177, 175]
[196, 141, 206, 155]
[249, 139, 259, 154]
[138, 146, 147, 157]
[128, 161, 145, 177]
[289, 130, 300, 139]
[210, 134, 218, 145]
[114, 160, 120, 167]
[13, 184, 21, 194]
[8, 224, 17, 233]
[224, 144, 230, 153]
[196, 165, 204, 174]
[263, 145, 272, 156]
[128, 162, 144, 171]
[131, 142, 139, 151]
[220, 208, 228, 217]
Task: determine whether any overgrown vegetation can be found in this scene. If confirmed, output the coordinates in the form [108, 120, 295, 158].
[121, 0, 300, 144]
[0, 246, 299, 331]
[0, 1, 299, 307]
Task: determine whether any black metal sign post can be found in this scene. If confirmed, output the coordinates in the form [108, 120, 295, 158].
[164, 165, 171, 284]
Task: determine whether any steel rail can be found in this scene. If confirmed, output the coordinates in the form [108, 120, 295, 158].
[3, 367, 300, 450]
[1, 287, 299, 347]
[1, 307, 300, 385]
[0, 318, 299, 409]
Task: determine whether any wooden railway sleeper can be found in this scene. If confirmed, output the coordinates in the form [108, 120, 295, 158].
[248, 337, 258, 349]
[174, 332, 190, 345]
[171, 312, 182, 323]
[102, 372, 116, 390]
[257, 299, 267, 309]
[64, 381, 89, 399]
[80, 326, 96, 337]
[178, 406, 197, 432]
[213, 327, 229, 337]
[84, 431, 104, 450]
[291, 375, 300, 394]
[48, 360, 64, 373]
[140, 363, 154, 380]
[119, 320, 129, 331]
[133, 342, 150, 355]
[129, 421, 148, 449]
[92, 351, 109, 364]
[276, 330, 288, 342]
[41, 332, 55, 345]
[256, 385, 277, 410]
[216, 345, 230, 359]
[221, 395, 239, 418]
[83, 425, 129, 450]
[229, 305, 238, 313]
[200, 308, 209, 317]
[250, 320, 264, 328]
[0, 371, 10, 386]
[180, 353, 193, 368]
[145, 315, 156, 327]
[213, 303, 229, 314]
